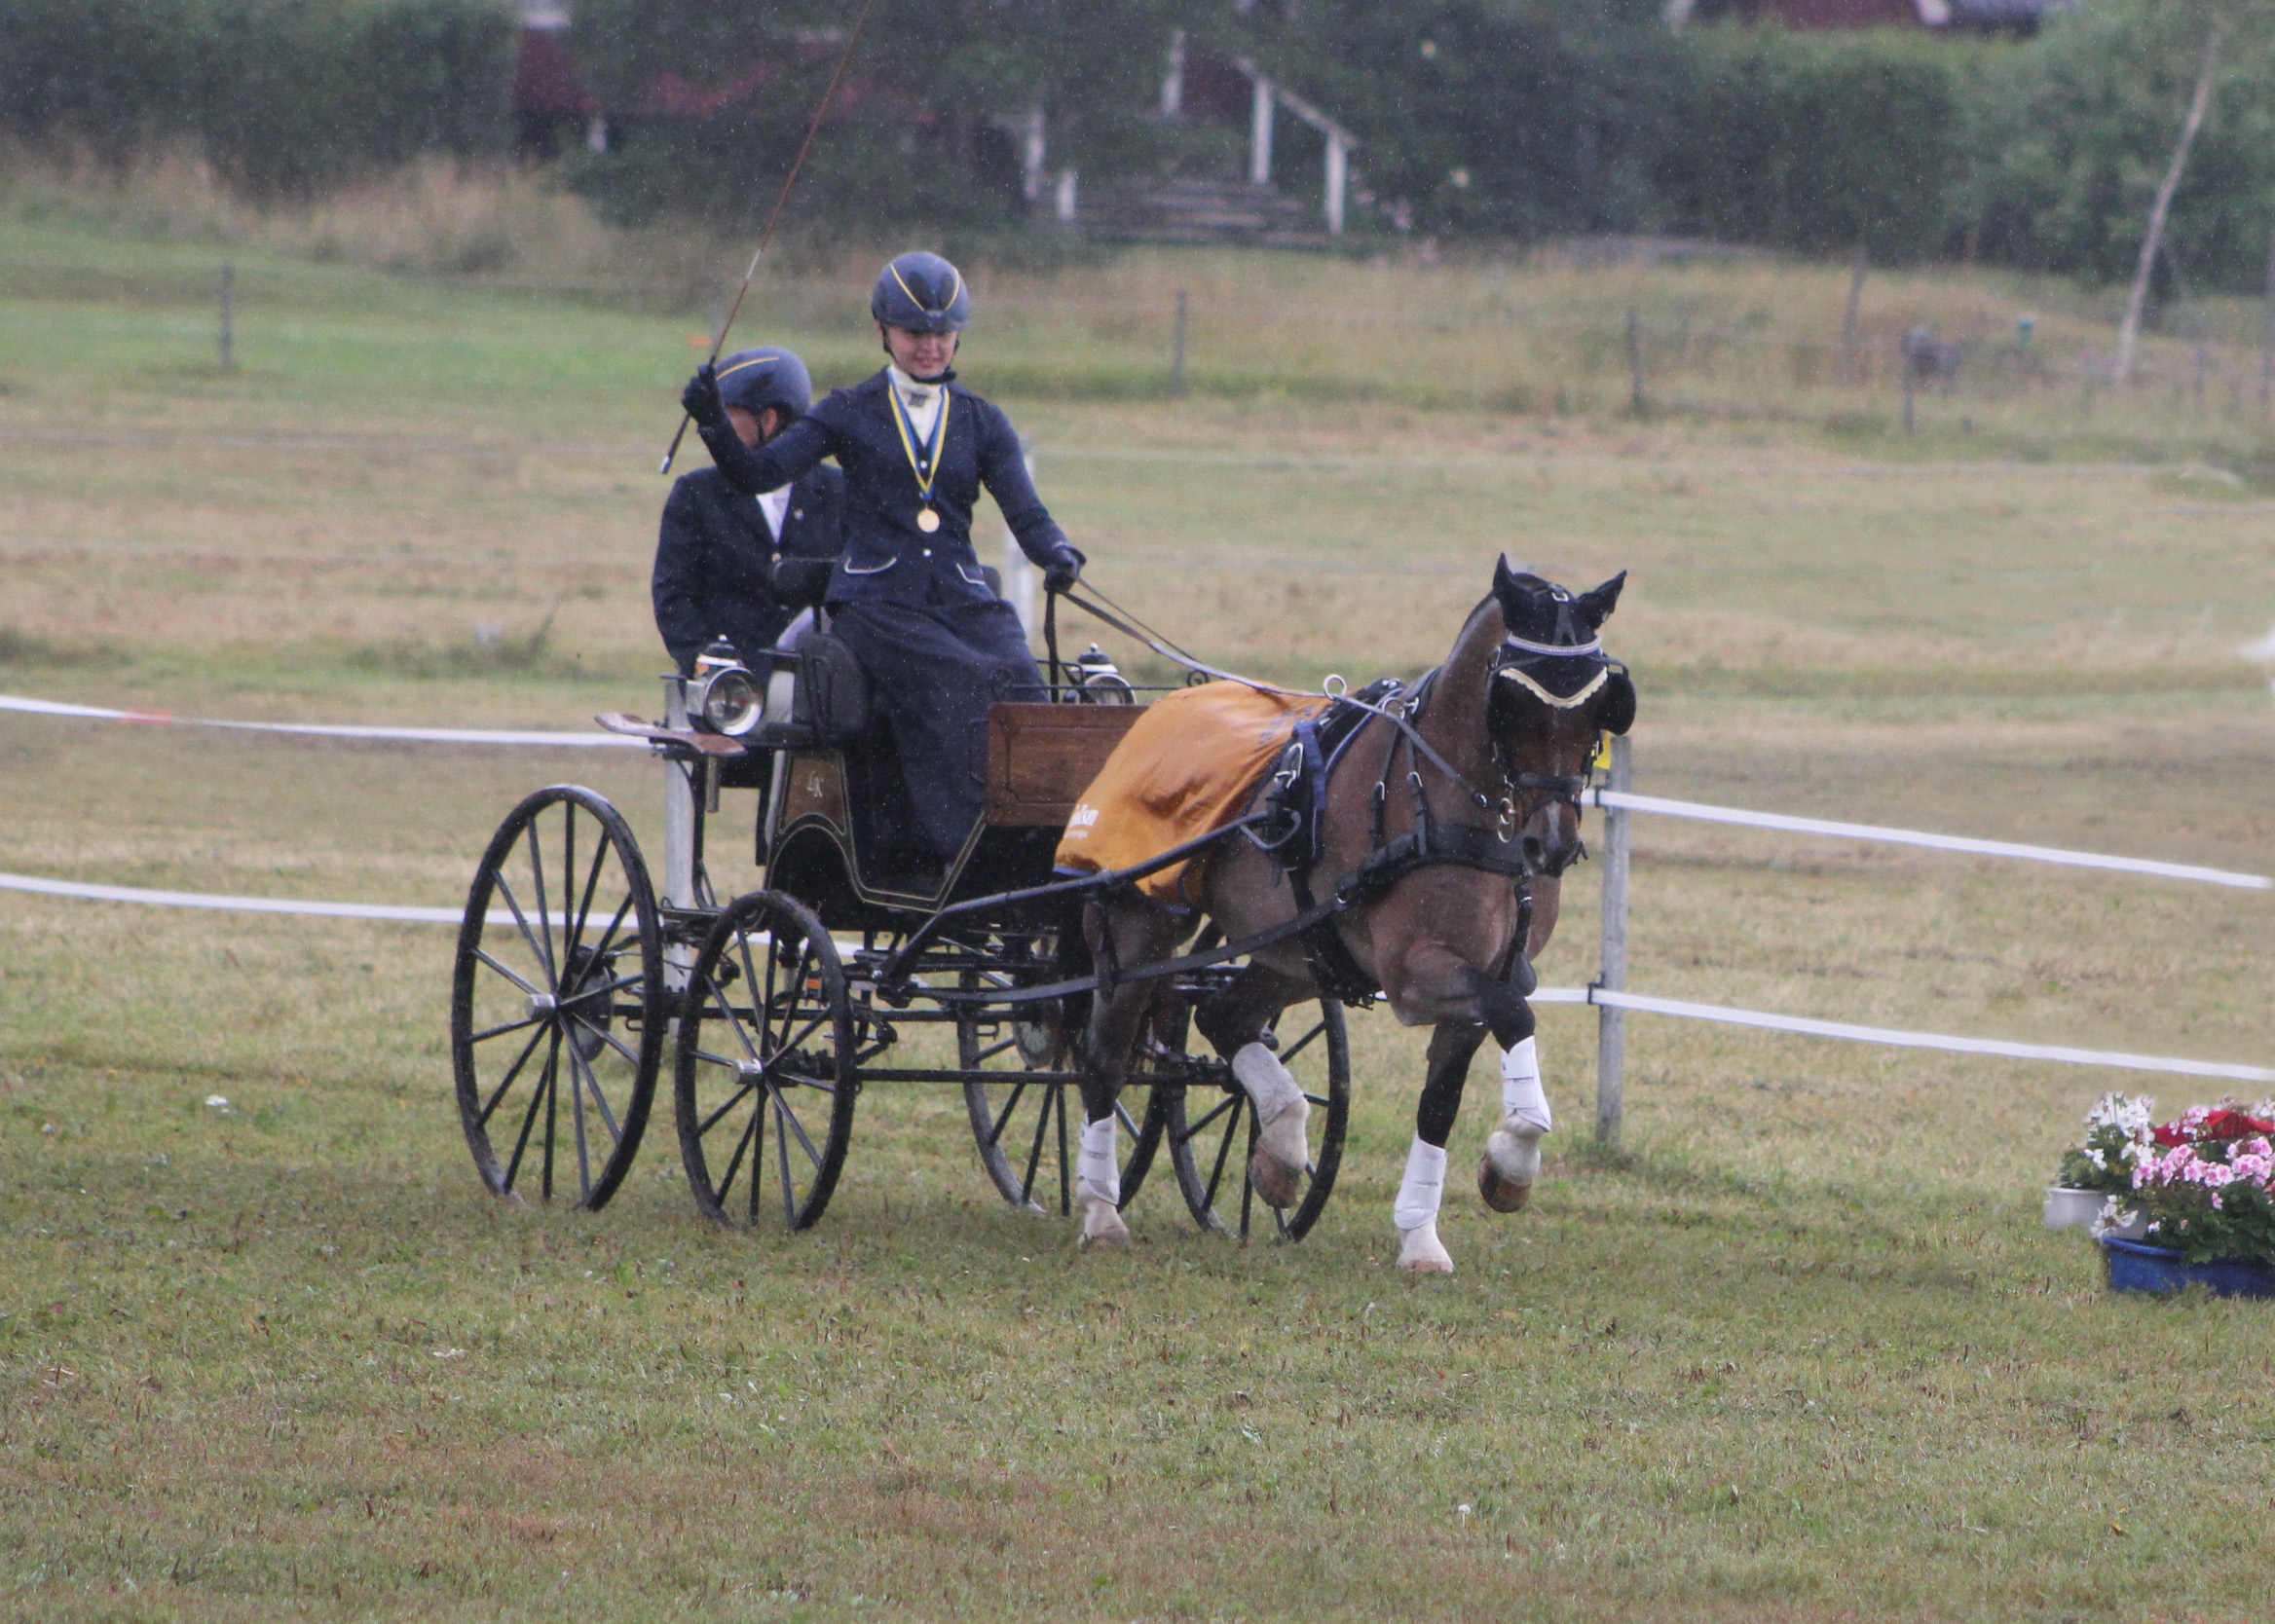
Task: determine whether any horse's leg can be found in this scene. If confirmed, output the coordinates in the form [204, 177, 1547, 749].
[1194, 962, 1313, 1209]
[1394, 1020, 1489, 1273]
[1075, 897, 1182, 1249]
[1480, 876, 1562, 1211]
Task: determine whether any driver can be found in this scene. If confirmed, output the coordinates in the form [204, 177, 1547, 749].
[652, 346, 844, 676]
[680, 252, 1084, 868]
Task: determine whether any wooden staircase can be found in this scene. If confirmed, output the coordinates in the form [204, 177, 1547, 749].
[1068, 176, 1331, 248]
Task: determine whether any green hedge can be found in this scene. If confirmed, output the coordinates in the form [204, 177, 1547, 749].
[0, 0, 516, 196]
[1654, 29, 1985, 262]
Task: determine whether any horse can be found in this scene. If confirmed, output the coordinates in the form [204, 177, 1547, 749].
[1070, 560, 1634, 1271]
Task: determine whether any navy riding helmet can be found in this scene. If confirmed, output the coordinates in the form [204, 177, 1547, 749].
[712, 347, 812, 421]
[871, 251, 969, 334]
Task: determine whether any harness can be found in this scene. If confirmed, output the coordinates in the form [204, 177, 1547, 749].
[1048, 584, 1611, 1010]
[1249, 660, 1596, 1007]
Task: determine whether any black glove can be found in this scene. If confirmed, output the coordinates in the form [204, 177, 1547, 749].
[681, 364, 727, 429]
[1043, 546, 1083, 594]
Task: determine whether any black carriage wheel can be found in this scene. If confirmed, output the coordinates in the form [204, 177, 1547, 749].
[1151, 997, 1351, 1242]
[675, 891, 858, 1231]
[450, 786, 665, 1210]
[959, 962, 1161, 1217]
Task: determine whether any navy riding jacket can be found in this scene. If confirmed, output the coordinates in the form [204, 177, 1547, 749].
[651, 463, 845, 674]
[694, 369, 1073, 609]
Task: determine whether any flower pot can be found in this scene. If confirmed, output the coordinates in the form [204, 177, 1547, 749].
[2042, 1186, 2106, 1231]
[2101, 1237, 2275, 1300]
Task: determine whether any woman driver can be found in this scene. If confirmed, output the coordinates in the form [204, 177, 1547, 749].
[681, 251, 1082, 871]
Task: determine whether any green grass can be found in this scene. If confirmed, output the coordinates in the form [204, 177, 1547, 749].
[3, 205, 2273, 1621]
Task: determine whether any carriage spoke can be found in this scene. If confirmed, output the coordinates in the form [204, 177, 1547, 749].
[565, 1041, 622, 1146]
[695, 1071, 762, 1137]
[985, 1080, 1031, 1151]
[490, 872, 550, 977]
[1178, 1092, 1240, 1143]
[468, 1014, 541, 1045]
[578, 892, 639, 980]
[525, 819, 557, 984]
[562, 810, 607, 963]
[1201, 1098, 1241, 1214]
[1240, 1108, 1257, 1236]
[575, 1017, 644, 1072]
[565, 1018, 592, 1198]
[774, 1097, 800, 1226]
[972, 1035, 1019, 1063]
[540, 1031, 561, 1200]
[477, 1024, 549, 1126]
[768, 1085, 829, 1169]
[557, 971, 640, 1011]
[713, 1101, 759, 1211]
[1278, 1018, 1326, 1063]
[504, 1030, 560, 1196]
[1018, 1084, 1055, 1206]
[470, 947, 542, 998]
[1056, 1085, 1070, 1216]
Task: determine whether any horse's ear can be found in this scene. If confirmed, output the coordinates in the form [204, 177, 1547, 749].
[1493, 554, 1525, 604]
[1600, 669, 1636, 736]
[1576, 572, 1626, 630]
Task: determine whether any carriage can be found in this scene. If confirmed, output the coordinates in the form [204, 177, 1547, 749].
[447, 609, 1351, 1241]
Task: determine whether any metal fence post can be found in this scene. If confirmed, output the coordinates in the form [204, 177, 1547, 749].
[1170, 289, 1189, 399]
[1594, 733, 1632, 1146]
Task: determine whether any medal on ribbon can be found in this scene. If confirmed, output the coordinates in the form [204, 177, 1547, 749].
[886, 380, 950, 534]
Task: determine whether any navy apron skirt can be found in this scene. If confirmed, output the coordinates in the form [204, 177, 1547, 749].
[829, 591, 1043, 861]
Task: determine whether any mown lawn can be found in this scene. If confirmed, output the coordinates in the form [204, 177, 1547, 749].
[2, 217, 2271, 1621]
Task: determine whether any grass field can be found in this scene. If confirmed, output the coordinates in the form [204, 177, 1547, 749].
[3, 203, 2273, 1622]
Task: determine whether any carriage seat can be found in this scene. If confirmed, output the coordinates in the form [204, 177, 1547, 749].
[751, 610, 871, 747]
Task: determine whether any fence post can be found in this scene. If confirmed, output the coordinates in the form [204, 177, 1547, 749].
[1594, 733, 1631, 1146]
[1170, 289, 1188, 400]
[2259, 222, 2273, 421]
[1624, 307, 1645, 415]
[1901, 332, 1917, 435]
[218, 262, 235, 372]
[1840, 243, 1866, 384]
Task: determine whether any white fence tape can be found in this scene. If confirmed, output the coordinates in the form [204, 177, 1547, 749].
[6, 866, 2264, 1085]
[0, 868, 475, 923]
[0, 692, 642, 750]
[1587, 986, 2272, 1086]
[1591, 787, 2271, 892]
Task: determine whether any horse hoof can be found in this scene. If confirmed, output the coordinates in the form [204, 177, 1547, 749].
[1477, 1156, 1533, 1213]
[1077, 1194, 1131, 1250]
[1249, 1098, 1310, 1208]
[1480, 1117, 1545, 1212]
[1397, 1221, 1454, 1273]
[1249, 1153, 1303, 1210]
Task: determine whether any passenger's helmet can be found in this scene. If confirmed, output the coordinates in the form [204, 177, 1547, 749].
[712, 347, 812, 420]
[870, 251, 969, 333]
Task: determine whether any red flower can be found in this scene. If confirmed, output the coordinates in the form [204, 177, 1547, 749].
[2197, 1110, 2275, 1141]
[2152, 1125, 2190, 1147]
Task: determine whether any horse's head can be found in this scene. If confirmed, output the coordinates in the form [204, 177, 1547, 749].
[1485, 558, 1635, 878]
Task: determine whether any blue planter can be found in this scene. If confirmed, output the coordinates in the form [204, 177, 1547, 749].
[2102, 1237, 2275, 1300]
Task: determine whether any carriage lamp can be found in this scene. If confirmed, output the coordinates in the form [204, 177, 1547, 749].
[689, 640, 763, 736]
[1072, 644, 1134, 704]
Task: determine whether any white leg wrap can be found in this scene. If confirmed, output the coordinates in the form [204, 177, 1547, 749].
[1500, 1036, 1551, 1133]
[1077, 1114, 1120, 1206]
[1234, 1041, 1310, 1206]
[1231, 1042, 1303, 1123]
[1394, 1136, 1449, 1233]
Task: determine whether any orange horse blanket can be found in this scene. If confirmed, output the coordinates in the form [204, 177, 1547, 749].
[1055, 683, 1330, 908]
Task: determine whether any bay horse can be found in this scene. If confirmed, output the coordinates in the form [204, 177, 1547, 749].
[1072, 561, 1634, 1270]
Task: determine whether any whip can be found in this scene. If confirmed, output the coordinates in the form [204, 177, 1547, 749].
[658, 0, 879, 476]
